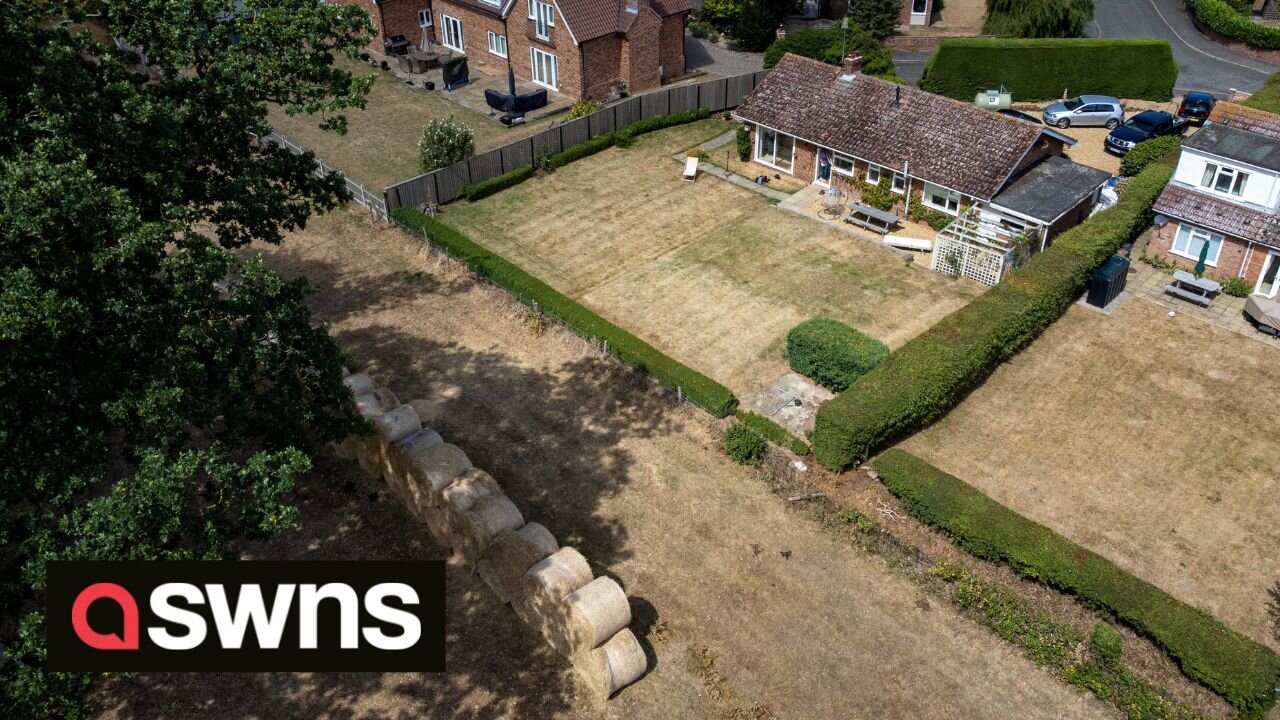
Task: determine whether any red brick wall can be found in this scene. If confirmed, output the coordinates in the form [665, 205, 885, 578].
[508, 4, 585, 98]
[622, 8, 662, 92]
[1148, 220, 1254, 282]
[658, 12, 688, 80]
[582, 37, 623, 100]
[379, 0, 431, 47]
[431, 2, 506, 64]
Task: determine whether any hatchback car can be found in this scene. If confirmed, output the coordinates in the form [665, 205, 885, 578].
[1178, 91, 1217, 125]
[1042, 95, 1125, 129]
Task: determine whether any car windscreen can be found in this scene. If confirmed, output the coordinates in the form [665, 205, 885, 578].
[1062, 98, 1083, 110]
[1183, 98, 1212, 111]
[1125, 118, 1156, 132]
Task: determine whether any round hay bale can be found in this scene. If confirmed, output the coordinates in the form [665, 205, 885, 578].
[407, 444, 473, 505]
[420, 468, 498, 546]
[564, 577, 631, 654]
[373, 386, 399, 410]
[370, 405, 420, 444]
[342, 372, 374, 397]
[353, 393, 384, 418]
[440, 469, 501, 515]
[449, 494, 525, 566]
[477, 523, 558, 603]
[420, 501, 453, 547]
[573, 629, 647, 699]
[517, 547, 592, 653]
[388, 427, 444, 481]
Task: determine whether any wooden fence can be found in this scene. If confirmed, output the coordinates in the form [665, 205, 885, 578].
[383, 71, 769, 211]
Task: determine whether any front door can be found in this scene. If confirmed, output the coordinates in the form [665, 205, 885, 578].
[1257, 251, 1280, 298]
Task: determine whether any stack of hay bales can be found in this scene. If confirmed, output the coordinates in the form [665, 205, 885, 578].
[337, 370, 647, 698]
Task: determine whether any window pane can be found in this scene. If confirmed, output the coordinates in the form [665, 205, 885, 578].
[1174, 224, 1191, 253]
[1201, 164, 1217, 187]
[892, 172, 905, 192]
[1214, 168, 1233, 193]
[867, 164, 881, 183]
[1233, 172, 1248, 196]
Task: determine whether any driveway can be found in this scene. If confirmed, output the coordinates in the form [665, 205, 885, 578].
[684, 35, 765, 77]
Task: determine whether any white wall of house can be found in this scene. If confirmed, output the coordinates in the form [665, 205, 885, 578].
[1172, 148, 1280, 210]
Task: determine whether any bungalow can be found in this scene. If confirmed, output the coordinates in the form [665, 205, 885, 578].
[1148, 102, 1280, 299]
[336, 0, 690, 100]
[733, 53, 1109, 284]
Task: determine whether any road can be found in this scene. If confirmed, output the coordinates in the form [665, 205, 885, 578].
[893, 0, 1278, 95]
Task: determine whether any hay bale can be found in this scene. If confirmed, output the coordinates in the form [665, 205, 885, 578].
[388, 427, 444, 482]
[342, 372, 374, 397]
[564, 577, 631, 655]
[420, 502, 454, 547]
[477, 523, 558, 603]
[370, 405, 420, 444]
[408, 448, 475, 506]
[449, 494, 525, 566]
[517, 547, 592, 653]
[373, 386, 399, 410]
[573, 629, 647, 699]
[440, 468, 501, 513]
[353, 393, 384, 418]
[420, 467, 495, 546]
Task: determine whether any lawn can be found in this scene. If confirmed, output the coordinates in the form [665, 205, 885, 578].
[902, 297, 1280, 653]
[440, 118, 984, 397]
[267, 55, 559, 191]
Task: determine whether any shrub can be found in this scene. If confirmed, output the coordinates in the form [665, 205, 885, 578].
[567, 100, 601, 120]
[858, 174, 897, 212]
[1188, 0, 1280, 49]
[392, 209, 738, 416]
[787, 318, 889, 392]
[872, 449, 1280, 717]
[686, 147, 708, 159]
[723, 422, 766, 464]
[1120, 135, 1183, 176]
[1090, 624, 1124, 664]
[545, 132, 616, 170]
[919, 38, 1176, 102]
[613, 108, 711, 147]
[812, 154, 1176, 470]
[460, 165, 534, 201]
[418, 117, 476, 173]
[763, 27, 895, 75]
[735, 410, 809, 455]
[736, 125, 751, 161]
[1222, 276, 1251, 297]
[707, 31, 721, 44]
[983, 0, 1094, 38]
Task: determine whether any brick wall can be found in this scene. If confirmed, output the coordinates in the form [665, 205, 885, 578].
[507, 4, 584, 98]
[582, 37, 623, 100]
[622, 9, 662, 92]
[1148, 221, 1254, 282]
[381, 0, 433, 48]
[432, 1, 506, 63]
[658, 12, 687, 80]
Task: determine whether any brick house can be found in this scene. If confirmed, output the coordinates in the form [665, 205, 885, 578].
[1149, 102, 1280, 298]
[733, 54, 1107, 264]
[337, 0, 690, 100]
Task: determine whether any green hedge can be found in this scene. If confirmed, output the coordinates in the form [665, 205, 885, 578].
[812, 156, 1176, 470]
[1119, 135, 1182, 177]
[723, 422, 766, 465]
[735, 410, 809, 455]
[392, 208, 738, 417]
[460, 164, 535, 201]
[872, 449, 1280, 717]
[544, 108, 712, 171]
[786, 318, 888, 392]
[1188, 0, 1280, 49]
[919, 38, 1176, 101]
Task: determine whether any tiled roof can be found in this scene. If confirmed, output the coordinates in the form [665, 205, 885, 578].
[733, 54, 1048, 200]
[445, 0, 508, 17]
[1209, 101, 1280, 140]
[650, 0, 692, 16]
[556, 0, 619, 41]
[1153, 183, 1280, 247]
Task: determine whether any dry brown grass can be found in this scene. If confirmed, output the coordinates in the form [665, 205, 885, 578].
[92, 207, 1116, 720]
[442, 118, 984, 397]
[903, 298, 1280, 652]
[267, 55, 557, 190]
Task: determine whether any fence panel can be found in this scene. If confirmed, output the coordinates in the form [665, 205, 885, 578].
[614, 96, 642, 127]
[502, 140, 534, 170]
[589, 109, 616, 136]
[560, 116, 590, 147]
[530, 126, 564, 158]
[468, 150, 504, 180]
[640, 91, 668, 120]
[670, 84, 699, 114]
[433, 163, 471, 205]
[727, 74, 755, 106]
[699, 79, 727, 111]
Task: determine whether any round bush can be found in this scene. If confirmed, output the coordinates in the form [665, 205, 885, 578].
[418, 117, 475, 173]
[567, 99, 601, 120]
[723, 422, 766, 465]
[787, 318, 889, 392]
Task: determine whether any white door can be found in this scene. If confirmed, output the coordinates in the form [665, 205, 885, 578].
[1257, 251, 1280, 298]
[530, 48, 557, 90]
[440, 14, 463, 53]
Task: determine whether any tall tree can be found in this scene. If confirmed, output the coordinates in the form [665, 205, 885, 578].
[0, 2, 374, 716]
[848, 0, 903, 40]
[983, 0, 1094, 38]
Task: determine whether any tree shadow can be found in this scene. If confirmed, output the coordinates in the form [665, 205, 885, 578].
[1269, 582, 1280, 644]
[95, 232, 678, 718]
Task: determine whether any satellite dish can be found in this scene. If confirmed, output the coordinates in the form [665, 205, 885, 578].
[1154, 214, 1169, 227]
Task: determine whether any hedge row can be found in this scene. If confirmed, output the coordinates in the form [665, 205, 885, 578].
[919, 38, 1177, 101]
[786, 318, 888, 392]
[872, 449, 1280, 717]
[735, 410, 809, 455]
[1119, 135, 1182, 177]
[460, 165, 534, 201]
[544, 108, 712, 169]
[392, 208, 738, 417]
[812, 155, 1177, 470]
[1188, 0, 1280, 49]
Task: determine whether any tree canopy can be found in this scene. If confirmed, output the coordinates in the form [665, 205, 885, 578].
[0, 1, 374, 715]
[983, 0, 1095, 38]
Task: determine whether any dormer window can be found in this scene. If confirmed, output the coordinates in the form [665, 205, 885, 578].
[1201, 163, 1248, 197]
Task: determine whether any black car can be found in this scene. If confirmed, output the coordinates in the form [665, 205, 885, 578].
[1178, 91, 1217, 125]
[1104, 110, 1188, 155]
[997, 109, 1043, 125]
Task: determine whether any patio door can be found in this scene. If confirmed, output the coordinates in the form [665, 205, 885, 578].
[1257, 251, 1280, 298]
[440, 14, 464, 53]
[530, 48, 557, 90]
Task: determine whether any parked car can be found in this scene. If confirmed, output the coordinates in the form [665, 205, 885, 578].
[1178, 91, 1217, 125]
[1104, 110, 1189, 155]
[997, 109, 1043, 125]
[1042, 95, 1125, 129]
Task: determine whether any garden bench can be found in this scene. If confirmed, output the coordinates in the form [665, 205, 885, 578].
[846, 203, 899, 235]
[1164, 270, 1220, 307]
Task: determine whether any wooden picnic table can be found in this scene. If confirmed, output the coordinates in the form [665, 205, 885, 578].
[1165, 269, 1222, 307]
[845, 203, 899, 235]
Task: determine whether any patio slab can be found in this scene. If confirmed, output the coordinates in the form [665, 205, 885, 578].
[744, 372, 834, 438]
[1126, 260, 1280, 347]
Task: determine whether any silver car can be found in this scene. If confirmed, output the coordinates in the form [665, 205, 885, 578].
[1042, 95, 1125, 129]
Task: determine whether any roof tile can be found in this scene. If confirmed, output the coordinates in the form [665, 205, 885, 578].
[1208, 101, 1280, 141]
[1154, 183, 1280, 247]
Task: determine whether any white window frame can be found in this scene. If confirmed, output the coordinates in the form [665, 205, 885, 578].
[912, 0, 928, 15]
[832, 152, 855, 177]
[530, 0, 554, 40]
[1171, 223, 1223, 267]
[1256, 250, 1280, 297]
[440, 14, 464, 52]
[922, 182, 962, 215]
[866, 163, 882, 185]
[418, 9, 432, 27]
[530, 47, 558, 89]
[1200, 162, 1249, 197]
[487, 31, 507, 58]
[754, 127, 795, 174]
[891, 171, 906, 194]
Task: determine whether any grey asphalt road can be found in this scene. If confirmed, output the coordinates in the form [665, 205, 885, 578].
[893, 0, 1278, 96]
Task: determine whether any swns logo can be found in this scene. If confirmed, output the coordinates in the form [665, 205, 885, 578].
[47, 561, 445, 672]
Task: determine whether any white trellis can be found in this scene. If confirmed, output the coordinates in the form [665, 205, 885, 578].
[931, 205, 1039, 286]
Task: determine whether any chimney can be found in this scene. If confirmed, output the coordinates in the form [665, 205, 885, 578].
[842, 53, 863, 77]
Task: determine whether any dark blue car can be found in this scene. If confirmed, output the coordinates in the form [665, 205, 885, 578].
[1104, 110, 1188, 155]
[1178, 92, 1217, 125]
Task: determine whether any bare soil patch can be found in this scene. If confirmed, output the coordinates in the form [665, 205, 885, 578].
[95, 208, 1116, 719]
[442, 118, 983, 398]
[903, 298, 1280, 653]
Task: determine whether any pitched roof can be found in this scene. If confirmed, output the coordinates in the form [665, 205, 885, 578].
[1183, 122, 1280, 172]
[1153, 183, 1280, 246]
[555, 0, 686, 42]
[733, 54, 1049, 200]
[446, 0, 509, 17]
[1208, 101, 1280, 140]
[991, 156, 1111, 223]
[650, 0, 692, 16]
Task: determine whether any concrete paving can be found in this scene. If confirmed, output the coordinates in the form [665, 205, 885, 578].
[684, 36, 765, 77]
[1125, 261, 1280, 347]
